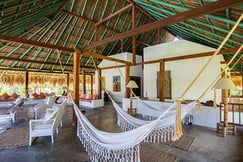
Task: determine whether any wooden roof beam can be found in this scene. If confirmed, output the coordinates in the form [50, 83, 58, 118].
[0, 67, 95, 74]
[80, 50, 131, 65]
[0, 34, 130, 65]
[0, 34, 74, 52]
[0, 56, 94, 68]
[221, 60, 243, 64]
[95, 3, 133, 26]
[127, 0, 156, 21]
[135, 47, 243, 65]
[81, 0, 243, 51]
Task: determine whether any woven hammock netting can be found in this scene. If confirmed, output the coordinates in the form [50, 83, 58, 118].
[71, 93, 196, 162]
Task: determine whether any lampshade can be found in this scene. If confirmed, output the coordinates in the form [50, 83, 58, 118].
[214, 78, 236, 89]
[127, 80, 138, 88]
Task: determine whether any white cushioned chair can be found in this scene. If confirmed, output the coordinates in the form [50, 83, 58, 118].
[29, 101, 66, 146]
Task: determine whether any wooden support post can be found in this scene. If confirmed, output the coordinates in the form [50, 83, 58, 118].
[91, 74, 93, 95]
[82, 70, 86, 94]
[73, 50, 80, 127]
[93, 56, 97, 68]
[175, 99, 183, 140]
[67, 73, 69, 90]
[97, 68, 102, 99]
[25, 71, 29, 98]
[125, 65, 130, 98]
[159, 59, 165, 101]
[223, 89, 229, 137]
[121, 39, 124, 53]
[132, 4, 136, 65]
[157, 28, 160, 44]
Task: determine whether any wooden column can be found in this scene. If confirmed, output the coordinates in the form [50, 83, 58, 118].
[125, 65, 130, 98]
[132, 4, 136, 65]
[157, 28, 160, 44]
[97, 68, 102, 99]
[223, 89, 229, 137]
[73, 50, 80, 127]
[82, 70, 86, 94]
[93, 56, 97, 68]
[121, 39, 124, 53]
[25, 71, 29, 98]
[159, 59, 165, 101]
[91, 74, 93, 95]
[67, 73, 69, 90]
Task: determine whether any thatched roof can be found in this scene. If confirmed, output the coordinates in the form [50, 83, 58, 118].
[0, 0, 242, 74]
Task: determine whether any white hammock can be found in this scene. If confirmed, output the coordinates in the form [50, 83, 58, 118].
[109, 93, 196, 143]
[72, 95, 178, 162]
[128, 98, 193, 122]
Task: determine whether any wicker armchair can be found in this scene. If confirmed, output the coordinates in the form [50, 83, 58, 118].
[9, 98, 27, 123]
[34, 96, 56, 119]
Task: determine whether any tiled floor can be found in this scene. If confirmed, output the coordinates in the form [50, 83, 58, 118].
[0, 101, 242, 162]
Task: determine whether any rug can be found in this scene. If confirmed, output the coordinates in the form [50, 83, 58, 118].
[0, 127, 31, 149]
[166, 135, 195, 151]
[140, 145, 179, 162]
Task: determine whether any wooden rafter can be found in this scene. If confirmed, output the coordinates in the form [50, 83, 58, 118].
[62, 10, 120, 33]
[137, 40, 151, 47]
[127, 0, 156, 21]
[80, 0, 243, 51]
[95, 3, 133, 26]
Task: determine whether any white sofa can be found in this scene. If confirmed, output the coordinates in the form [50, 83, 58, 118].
[80, 99, 104, 108]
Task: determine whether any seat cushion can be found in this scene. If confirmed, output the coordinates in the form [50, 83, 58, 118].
[31, 120, 53, 135]
[80, 99, 92, 103]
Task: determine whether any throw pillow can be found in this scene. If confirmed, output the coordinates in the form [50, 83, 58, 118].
[11, 92, 19, 99]
[92, 94, 97, 100]
[2, 92, 10, 99]
[32, 93, 38, 98]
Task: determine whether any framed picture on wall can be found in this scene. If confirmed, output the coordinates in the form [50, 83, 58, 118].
[113, 75, 121, 92]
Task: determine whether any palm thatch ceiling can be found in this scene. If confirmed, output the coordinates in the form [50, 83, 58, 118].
[0, 0, 242, 74]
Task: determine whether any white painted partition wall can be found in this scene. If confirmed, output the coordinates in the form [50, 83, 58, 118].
[143, 40, 223, 103]
[96, 52, 143, 102]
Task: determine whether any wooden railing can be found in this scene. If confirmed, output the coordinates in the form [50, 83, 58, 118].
[220, 102, 243, 126]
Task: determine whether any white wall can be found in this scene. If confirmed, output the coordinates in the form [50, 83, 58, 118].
[95, 52, 143, 102]
[192, 106, 219, 128]
[143, 40, 222, 103]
